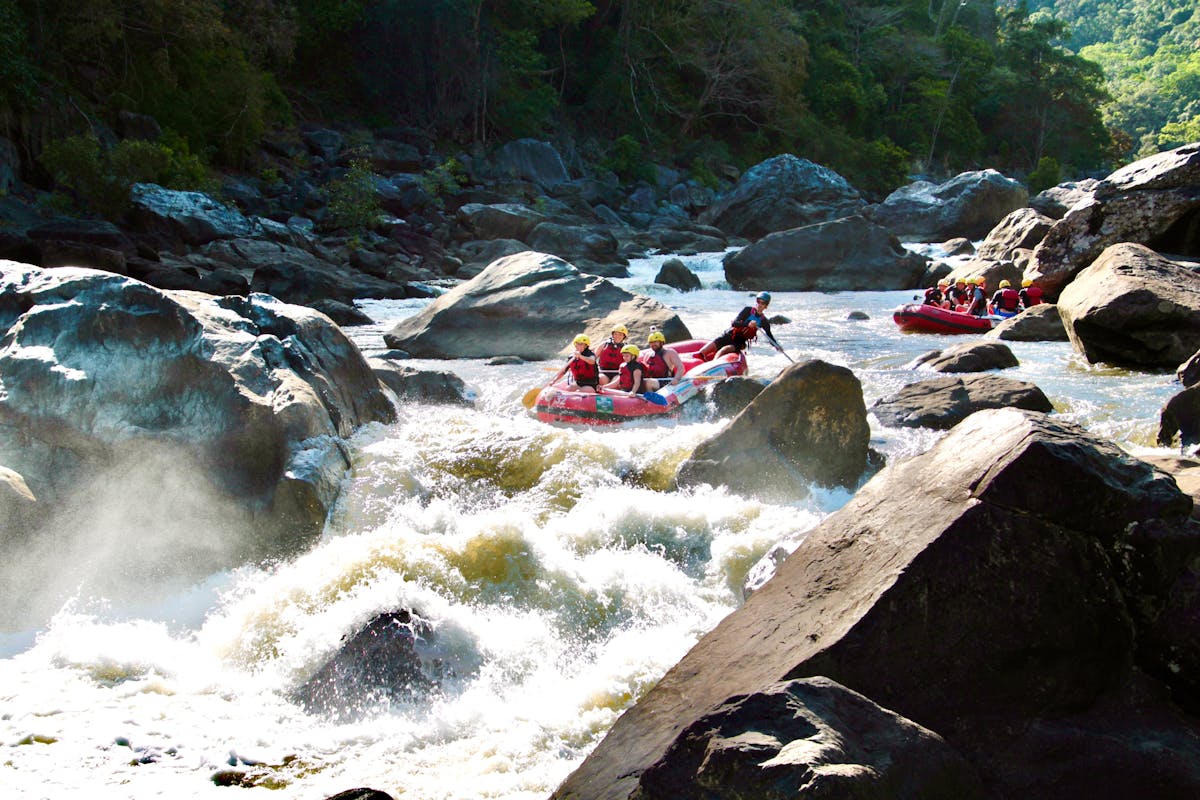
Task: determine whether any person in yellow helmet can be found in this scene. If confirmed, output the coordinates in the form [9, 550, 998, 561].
[1019, 278, 1044, 307]
[639, 329, 685, 392]
[991, 278, 1021, 316]
[596, 324, 629, 378]
[965, 277, 989, 317]
[548, 333, 601, 392]
[601, 344, 648, 396]
[946, 277, 970, 309]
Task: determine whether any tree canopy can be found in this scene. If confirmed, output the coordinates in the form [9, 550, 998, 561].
[0, 0, 1129, 194]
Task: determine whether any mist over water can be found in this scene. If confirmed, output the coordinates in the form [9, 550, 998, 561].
[0, 252, 1179, 798]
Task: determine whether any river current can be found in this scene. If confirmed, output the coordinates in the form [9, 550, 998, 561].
[0, 250, 1179, 798]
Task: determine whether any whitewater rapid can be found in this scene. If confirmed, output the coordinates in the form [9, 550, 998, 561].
[0, 251, 1178, 799]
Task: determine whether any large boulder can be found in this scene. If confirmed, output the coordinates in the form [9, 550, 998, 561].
[633, 677, 984, 800]
[674, 360, 869, 498]
[698, 155, 866, 241]
[872, 373, 1053, 429]
[489, 139, 571, 190]
[526, 222, 626, 276]
[985, 303, 1069, 341]
[1029, 143, 1200, 297]
[722, 215, 927, 291]
[864, 170, 1028, 241]
[553, 409, 1200, 800]
[454, 203, 547, 242]
[129, 183, 255, 245]
[383, 251, 689, 359]
[1057, 243, 1200, 369]
[0, 262, 394, 626]
[975, 207, 1054, 262]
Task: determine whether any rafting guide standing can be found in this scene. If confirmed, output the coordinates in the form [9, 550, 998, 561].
[698, 291, 791, 361]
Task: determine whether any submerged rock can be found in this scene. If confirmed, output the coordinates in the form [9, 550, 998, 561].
[555, 409, 1200, 800]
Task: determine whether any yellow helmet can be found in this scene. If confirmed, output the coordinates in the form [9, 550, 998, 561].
[648, 331, 666, 344]
[1022, 278, 1033, 287]
[999, 279, 1011, 288]
[573, 334, 590, 346]
[612, 324, 628, 336]
[620, 344, 639, 357]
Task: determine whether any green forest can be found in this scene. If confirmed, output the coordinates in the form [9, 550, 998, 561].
[0, 0, 1190, 197]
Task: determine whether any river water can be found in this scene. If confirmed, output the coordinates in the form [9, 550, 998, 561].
[0, 251, 1180, 799]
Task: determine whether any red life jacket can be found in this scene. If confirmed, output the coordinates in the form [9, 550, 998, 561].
[617, 361, 643, 391]
[596, 340, 624, 372]
[995, 288, 1020, 312]
[640, 349, 670, 379]
[568, 350, 599, 385]
[1021, 286, 1044, 306]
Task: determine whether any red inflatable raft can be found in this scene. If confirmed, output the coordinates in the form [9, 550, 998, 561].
[893, 303, 995, 334]
[534, 340, 747, 425]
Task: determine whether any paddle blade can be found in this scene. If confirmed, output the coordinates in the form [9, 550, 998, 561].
[522, 386, 543, 408]
[643, 391, 668, 406]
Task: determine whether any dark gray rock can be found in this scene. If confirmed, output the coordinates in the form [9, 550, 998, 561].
[872, 373, 1053, 429]
[723, 214, 927, 291]
[865, 170, 1028, 241]
[985, 303, 1069, 341]
[129, 183, 254, 246]
[699, 155, 865, 241]
[906, 340, 1019, 373]
[654, 257, 701, 292]
[371, 361, 474, 406]
[675, 360, 869, 498]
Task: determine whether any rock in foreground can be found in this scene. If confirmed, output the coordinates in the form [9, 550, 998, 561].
[555, 409, 1200, 800]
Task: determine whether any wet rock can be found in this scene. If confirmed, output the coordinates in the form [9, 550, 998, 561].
[383, 251, 688, 359]
[705, 376, 768, 418]
[294, 610, 442, 720]
[654, 257, 701, 292]
[1180, 350, 1200, 388]
[846, 310, 870, 320]
[0, 262, 394, 626]
[906, 340, 1019, 372]
[311, 299, 374, 327]
[554, 409, 1200, 800]
[985, 303, 1068, 341]
[1159, 385, 1200, 450]
[723, 214, 927, 291]
[865, 169, 1028, 241]
[975, 207, 1054, 262]
[323, 790, 396, 800]
[675, 360, 869, 498]
[872, 373, 1053, 429]
[633, 677, 984, 800]
[371, 361, 474, 406]
[698, 155, 865, 241]
[1030, 143, 1200, 297]
[1057, 243, 1200, 369]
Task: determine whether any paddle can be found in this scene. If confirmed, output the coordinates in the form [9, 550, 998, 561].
[521, 385, 544, 408]
[764, 330, 794, 363]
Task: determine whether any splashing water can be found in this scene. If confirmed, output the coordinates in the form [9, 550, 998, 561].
[0, 252, 1179, 798]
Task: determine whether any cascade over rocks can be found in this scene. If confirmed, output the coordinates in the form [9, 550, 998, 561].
[0, 262, 394, 626]
[723, 214, 927, 291]
[553, 409, 1200, 800]
[864, 169, 1028, 241]
[985, 303, 1069, 341]
[698, 155, 866, 241]
[383, 251, 688, 359]
[674, 360, 869, 498]
[1057, 243, 1200, 369]
[871, 373, 1053, 430]
[1030, 143, 1200, 297]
